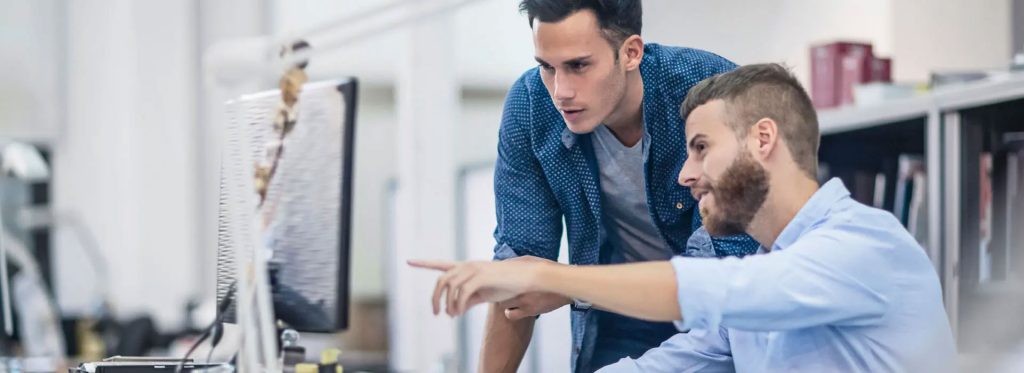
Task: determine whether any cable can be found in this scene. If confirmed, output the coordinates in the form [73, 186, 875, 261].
[175, 281, 237, 373]
[204, 339, 216, 364]
[204, 307, 229, 364]
[173, 328, 212, 373]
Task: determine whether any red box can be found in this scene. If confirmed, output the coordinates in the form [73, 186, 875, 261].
[870, 57, 892, 83]
[810, 42, 873, 108]
[839, 51, 872, 105]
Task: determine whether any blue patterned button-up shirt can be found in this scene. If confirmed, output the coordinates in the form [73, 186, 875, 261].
[492, 43, 759, 372]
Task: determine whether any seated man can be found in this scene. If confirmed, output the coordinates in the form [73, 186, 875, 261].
[410, 63, 956, 372]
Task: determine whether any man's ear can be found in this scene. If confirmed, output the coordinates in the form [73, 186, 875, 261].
[751, 118, 779, 160]
[621, 35, 644, 71]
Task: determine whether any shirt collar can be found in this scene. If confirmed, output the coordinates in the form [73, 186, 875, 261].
[561, 127, 577, 149]
[771, 177, 849, 251]
[561, 122, 651, 151]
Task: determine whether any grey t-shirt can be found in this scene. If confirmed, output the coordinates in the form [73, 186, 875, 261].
[591, 124, 673, 263]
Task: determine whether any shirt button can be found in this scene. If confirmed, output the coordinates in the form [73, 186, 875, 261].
[676, 202, 684, 209]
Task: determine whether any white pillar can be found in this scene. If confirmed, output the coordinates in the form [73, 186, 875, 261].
[55, 0, 200, 330]
[390, 9, 461, 372]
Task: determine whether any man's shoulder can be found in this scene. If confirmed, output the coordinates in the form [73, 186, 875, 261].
[501, 67, 544, 124]
[801, 199, 920, 255]
[500, 67, 563, 146]
[507, 67, 544, 99]
[647, 43, 734, 66]
[643, 43, 737, 95]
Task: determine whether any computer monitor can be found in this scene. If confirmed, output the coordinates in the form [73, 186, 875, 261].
[215, 79, 357, 332]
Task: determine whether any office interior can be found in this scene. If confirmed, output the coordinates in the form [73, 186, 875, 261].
[2, 0, 1024, 372]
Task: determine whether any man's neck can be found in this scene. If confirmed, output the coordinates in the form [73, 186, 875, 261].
[604, 71, 645, 147]
[746, 174, 819, 250]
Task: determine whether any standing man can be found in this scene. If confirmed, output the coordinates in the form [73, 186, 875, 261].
[481, 1, 757, 372]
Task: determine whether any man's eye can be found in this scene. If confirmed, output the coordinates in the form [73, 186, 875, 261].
[540, 64, 554, 72]
[569, 63, 587, 71]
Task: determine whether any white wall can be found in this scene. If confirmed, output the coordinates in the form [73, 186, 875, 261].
[892, 0, 1013, 81]
[1015, 0, 1024, 53]
[49, 0, 276, 332]
[273, 0, 1015, 88]
[0, 0, 62, 140]
[269, 0, 896, 88]
[643, 0, 893, 85]
[346, 87, 504, 299]
[346, 86, 398, 298]
[54, 0, 200, 331]
[270, 0, 536, 89]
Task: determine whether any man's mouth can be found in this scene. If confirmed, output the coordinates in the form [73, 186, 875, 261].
[696, 190, 713, 210]
[561, 108, 584, 121]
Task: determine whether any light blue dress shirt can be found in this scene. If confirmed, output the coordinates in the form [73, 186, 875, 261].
[599, 178, 956, 372]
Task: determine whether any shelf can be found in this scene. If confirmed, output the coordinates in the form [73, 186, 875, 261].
[818, 95, 932, 135]
[817, 71, 1024, 135]
[933, 72, 1024, 112]
[776, 69, 1024, 350]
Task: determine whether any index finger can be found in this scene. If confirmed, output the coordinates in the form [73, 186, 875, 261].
[407, 259, 458, 271]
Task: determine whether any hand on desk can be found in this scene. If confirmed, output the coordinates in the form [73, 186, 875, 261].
[408, 256, 562, 317]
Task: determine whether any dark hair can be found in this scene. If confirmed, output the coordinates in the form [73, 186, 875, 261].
[681, 63, 820, 178]
[519, 0, 642, 48]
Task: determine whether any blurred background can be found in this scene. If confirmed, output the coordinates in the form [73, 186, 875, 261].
[1, 0, 1024, 372]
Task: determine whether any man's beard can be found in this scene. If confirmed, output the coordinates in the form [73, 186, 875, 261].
[698, 150, 770, 237]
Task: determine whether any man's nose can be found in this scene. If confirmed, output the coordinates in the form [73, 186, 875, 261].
[552, 72, 575, 101]
[679, 156, 700, 187]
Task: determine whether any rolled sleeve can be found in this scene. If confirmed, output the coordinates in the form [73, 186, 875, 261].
[492, 243, 521, 261]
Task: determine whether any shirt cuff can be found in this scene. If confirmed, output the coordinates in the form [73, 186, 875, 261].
[671, 256, 729, 331]
[492, 243, 520, 261]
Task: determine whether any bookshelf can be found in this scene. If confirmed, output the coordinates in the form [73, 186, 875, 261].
[817, 72, 1024, 351]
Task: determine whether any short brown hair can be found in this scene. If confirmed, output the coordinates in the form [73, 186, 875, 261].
[681, 63, 820, 178]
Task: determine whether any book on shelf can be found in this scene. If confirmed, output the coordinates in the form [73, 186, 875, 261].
[893, 154, 925, 228]
[870, 57, 892, 83]
[1003, 133, 1024, 278]
[852, 170, 877, 208]
[907, 171, 928, 246]
[979, 152, 993, 283]
[810, 41, 893, 108]
[873, 173, 887, 209]
[810, 41, 873, 108]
